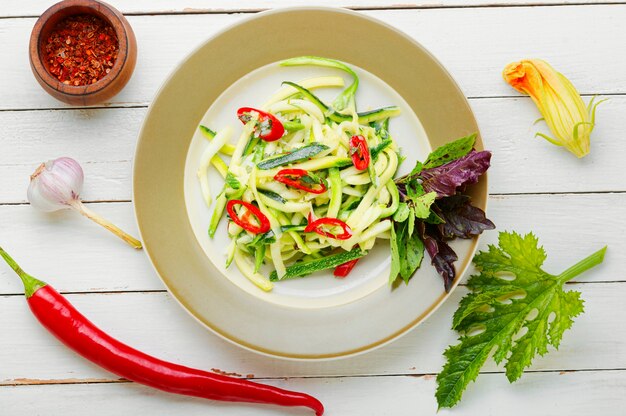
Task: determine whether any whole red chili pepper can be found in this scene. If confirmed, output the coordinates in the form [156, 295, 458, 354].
[274, 169, 327, 194]
[227, 200, 271, 234]
[333, 258, 359, 278]
[350, 135, 370, 171]
[305, 217, 352, 240]
[237, 107, 285, 142]
[0, 247, 323, 415]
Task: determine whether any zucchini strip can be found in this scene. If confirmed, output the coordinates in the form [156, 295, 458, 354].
[208, 192, 227, 237]
[359, 220, 392, 244]
[274, 211, 312, 255]
[256, 156, 352, 178]
[225, 239, 236, 268]
[269, 248, 364, 281]
[258, 193, 311, 213]
[343, 172, 371, 186]
[289, 99, 325, 123]
[282, 81, 401, 124]
[231, 120, 256, 167]
[342, 186, 365, 197]
[280, 56, 358, 111]
[197, 126, 233, 206]
[257, 181, 301, 200]
[270, 242, 286, 280]
[199, 125, 236, 155]
[211, 155, 228, 178]
[249, 167, 281, 232]
[283, 121, 305, 132]
[262, 75, 345, 108]
[234, 248, 273, 291]
[327, 167, 342, 218]
[257, 143, 329, 170]
[378, 181, 400, 219]
[347, 149, 397, 228]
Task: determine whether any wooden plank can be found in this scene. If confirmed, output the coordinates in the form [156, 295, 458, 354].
[0, 283, 623, 382]
[0, 192, 622, 296]
[471, 96, 625, 194]
[1, 6, 625, 109]
[0, 96, 624, 205]
[0, 108, 140, 204]
[0, 108, 139, 204]
[1, 370, 624, 415]
[0, 202, 158, 294]
[2, 1, 622, 17]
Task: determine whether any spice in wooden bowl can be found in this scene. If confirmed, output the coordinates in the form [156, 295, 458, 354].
[44, 14, 119, 86]
[29, 0, 137, 106]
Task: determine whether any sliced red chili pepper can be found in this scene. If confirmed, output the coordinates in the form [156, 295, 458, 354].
[227, 200, 271, 234]
[237, 107, 285, 142]
[274, 169, 327, 194]
[305, 217, 352, 240]
[333, 258, 359, 278]
[350, 135, 370, 171]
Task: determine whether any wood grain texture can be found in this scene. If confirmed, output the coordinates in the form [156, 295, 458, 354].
[0, 193, 621, 296]
[0, 107, 140, 204]
[2, 0, 623, 17]
[1, 6, 626, 109]
[0, 96, 624, 205]
[1, 370, 625, 415]
[1, 283, 624, 382]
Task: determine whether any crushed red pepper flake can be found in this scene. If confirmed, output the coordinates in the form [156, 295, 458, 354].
[43, 14, 119, 86]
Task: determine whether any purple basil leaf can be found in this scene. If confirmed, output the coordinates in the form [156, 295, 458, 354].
[419, 222, 458, 292]
[436, 195, 495, 240]
[419, 150, 492, 198]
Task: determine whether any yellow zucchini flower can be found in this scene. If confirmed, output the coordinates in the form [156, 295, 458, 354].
[503, 59, 604, 158]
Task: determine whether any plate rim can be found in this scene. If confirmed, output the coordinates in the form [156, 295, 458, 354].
[133, 5, 488, 361]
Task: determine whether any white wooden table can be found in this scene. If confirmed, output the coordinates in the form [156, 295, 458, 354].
[1, 1, 625, 414]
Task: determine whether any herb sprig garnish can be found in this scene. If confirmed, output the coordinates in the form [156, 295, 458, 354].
[390, 134, 494, 290]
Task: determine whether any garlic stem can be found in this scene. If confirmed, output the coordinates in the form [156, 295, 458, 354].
[69, 200, 142, 249]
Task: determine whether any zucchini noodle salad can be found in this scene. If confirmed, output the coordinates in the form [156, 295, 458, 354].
[196, 57, 403, 291]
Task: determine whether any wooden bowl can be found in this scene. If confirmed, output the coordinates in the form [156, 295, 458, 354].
[29, 0, 137, 106]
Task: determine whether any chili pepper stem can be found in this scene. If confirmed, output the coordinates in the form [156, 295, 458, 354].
[0, 247, 46, 298]
[68, 200, 142, 249]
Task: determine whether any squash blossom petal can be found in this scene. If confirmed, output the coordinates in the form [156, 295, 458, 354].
[503, 59, 604, 158]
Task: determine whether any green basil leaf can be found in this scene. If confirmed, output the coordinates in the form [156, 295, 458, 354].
[225, 172, 241, 190]
[401, 234, 425, 283]
[408, 209, 416, 237]
[393, 202, 410, 222]
[423, 134, 476, 169]
[413, 192, 437, 219]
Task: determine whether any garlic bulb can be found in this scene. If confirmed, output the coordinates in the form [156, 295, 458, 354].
[28, 157, 84, 212]
[28, 157, 142, 249]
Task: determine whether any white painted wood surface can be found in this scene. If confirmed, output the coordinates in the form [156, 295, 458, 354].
[3, 371, 625, 415]
[0, 2, 624, 415]
[1, 283, 623, 382]
[2, 0, 622, 16]
[3, 6, 626, 110]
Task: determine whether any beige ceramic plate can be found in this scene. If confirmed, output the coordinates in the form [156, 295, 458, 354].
[134, 7, 487, 360]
